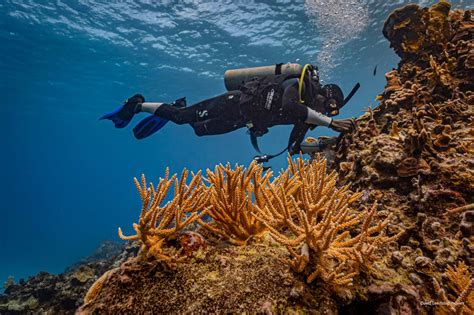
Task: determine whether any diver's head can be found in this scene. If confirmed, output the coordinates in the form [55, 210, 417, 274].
[309, 64, 320, 82]
[321, 84, 344, 117]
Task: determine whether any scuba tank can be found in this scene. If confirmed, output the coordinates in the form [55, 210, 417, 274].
[224, 63, 304, 91]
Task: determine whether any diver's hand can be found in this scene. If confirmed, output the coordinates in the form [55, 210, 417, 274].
[329, 118, 356, 133]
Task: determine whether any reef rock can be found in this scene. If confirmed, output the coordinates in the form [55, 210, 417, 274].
[78, 244, 339, 314]
[0, 241, 134, 314]
[334, 3, 473, 314]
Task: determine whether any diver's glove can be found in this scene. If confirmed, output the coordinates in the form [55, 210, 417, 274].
[329, 118, 356, 133]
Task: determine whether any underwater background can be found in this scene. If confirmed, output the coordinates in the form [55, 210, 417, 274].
[0, 0, 471, 285]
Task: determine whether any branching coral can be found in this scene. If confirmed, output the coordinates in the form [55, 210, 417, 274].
[288, 155, 362, 219]
[252, 166, 302, 229]
[83, 268, 118, 305]
[445, 262, 474, 313]
[198, 161, 272, 245]
[432, 261, 474, 314]
[118, 170, 210, 265]
[253, 156, 398, 292]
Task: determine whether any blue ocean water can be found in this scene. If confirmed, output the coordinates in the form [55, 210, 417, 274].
[0, 0, 471, 285]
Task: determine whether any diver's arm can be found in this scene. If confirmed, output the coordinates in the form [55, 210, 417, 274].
[281, 80, 332, 127]
[304, 108, 332, 127]
[281, 80, 354, 132]
[288, 123, 311, 155]
[306, 108, 356, 133]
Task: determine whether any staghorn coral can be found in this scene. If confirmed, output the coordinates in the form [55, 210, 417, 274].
[254, 156, 398, 294]
[252, 166, 302, 229]
[432, 261, 474, 314]
[118, 170, 210, 266]
[198, 161, 272, 245]
[448, 203, 474, 215]
[287, 154, 362, 219]
[444, 262, 474, 314]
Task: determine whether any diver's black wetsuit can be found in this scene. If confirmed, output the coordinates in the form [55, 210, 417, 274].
[153, 77, 327, 152]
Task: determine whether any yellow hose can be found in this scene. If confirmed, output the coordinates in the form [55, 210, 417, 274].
[298, 64, 311, 103]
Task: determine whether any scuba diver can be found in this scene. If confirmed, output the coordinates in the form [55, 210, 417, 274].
[101, 63, 359, 160]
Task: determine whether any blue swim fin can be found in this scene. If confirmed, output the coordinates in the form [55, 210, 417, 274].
[133, 115, 169, 140]
[132, 97, 185, 139]
[99, 94, 145, 128]
[99, 105, 131, 128]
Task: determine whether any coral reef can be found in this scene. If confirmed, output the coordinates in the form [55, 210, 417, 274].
[78, 243, 339, 313]
[254, 157, 399, 295]
[77, 156, 396, 313]
[198, 162, 271, 245]
[0, 241, 134, 314]
[333, 2, 473, 313]
[118, 171, 209, 267]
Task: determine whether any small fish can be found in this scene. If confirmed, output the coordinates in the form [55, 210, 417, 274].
[373, 65, 378, 76]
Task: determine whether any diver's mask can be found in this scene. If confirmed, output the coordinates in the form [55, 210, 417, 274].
[322, 84, 344, 117]
[325, 99, 340, 117]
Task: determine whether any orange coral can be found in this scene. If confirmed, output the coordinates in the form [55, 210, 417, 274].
[384, 70, 402, 93]
[429, 55, 453, 87]
[433, 261, 474, 314]
[198, 161, 272, 245]
[339, 161, 354, 173]
[118, 171, 210, 265]
[425, 0, 452, 44]
[389, 121, 401, 139]
[83, 268, 117, 305]
[383, 1, 452, 58]
[254, 156, 397, 292]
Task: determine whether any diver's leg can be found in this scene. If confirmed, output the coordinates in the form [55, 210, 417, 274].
[189, 91, 245, 136]
[191, 119, 246, 137]
[141, 102, 196, 124]
[142, 91, 242, 125]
